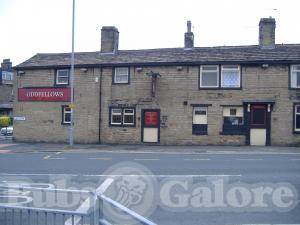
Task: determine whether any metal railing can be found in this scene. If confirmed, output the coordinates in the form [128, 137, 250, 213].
[0, 178, 157, 225]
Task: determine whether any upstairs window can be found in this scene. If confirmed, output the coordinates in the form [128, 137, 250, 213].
[56, 69, 69, 85]
[1, 71, 13, 84]
[294, 104, 300, 133]
[113, 67, 129, 84]
[291, 65, 300, 88]
[2, 71, 13, 81]
[221, 65, 240, 88]
[200, 66, 219, 88]
[110, 107, 135, 126]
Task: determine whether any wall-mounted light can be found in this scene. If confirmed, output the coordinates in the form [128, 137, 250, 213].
[17, 71, 25, 76]
[176, 66, 183, 71]
[136, 67, 143, 72]
[80, 68, 88, 73]
[261, 64, 269, 69]
[267, 104, 271, 112]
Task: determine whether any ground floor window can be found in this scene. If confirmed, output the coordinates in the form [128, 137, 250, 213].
[192, 106, 208, 135]
[61, 105, 72, 125]
[294, 104, 300, 133]
[110, 107, 135, 127]
[222, 106, 244, 134]
[123, 109, 135, 125]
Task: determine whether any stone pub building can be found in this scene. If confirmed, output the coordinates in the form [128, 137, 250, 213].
[13, 18, 300, 146]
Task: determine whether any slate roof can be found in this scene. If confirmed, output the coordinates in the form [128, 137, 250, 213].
[15, 44, 300, 69]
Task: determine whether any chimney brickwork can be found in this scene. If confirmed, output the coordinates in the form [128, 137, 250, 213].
[1, 59, 12, 71]
[259, 17, 276, 49]
[101, 26, 119, 53]
[184, 21, 194, 49]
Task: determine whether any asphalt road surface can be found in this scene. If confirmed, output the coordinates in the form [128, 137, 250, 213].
[0, 143, 299, 225]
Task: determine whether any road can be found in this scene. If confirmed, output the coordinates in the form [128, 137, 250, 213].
[0, 143, 299, 225]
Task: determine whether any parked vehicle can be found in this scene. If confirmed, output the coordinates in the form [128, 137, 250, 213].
[0, 126, 13, 136]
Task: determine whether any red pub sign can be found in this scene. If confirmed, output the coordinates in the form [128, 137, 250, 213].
[144, 112, 158, 126]
[18, 87, 71, 102]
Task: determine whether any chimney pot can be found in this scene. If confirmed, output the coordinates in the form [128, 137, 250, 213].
[187, 20, 192, 32]
[259, 17, 276, 49]
[184, 20, 194, 49]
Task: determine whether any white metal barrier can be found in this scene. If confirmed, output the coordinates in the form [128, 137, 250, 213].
[0, 178, 157, 225]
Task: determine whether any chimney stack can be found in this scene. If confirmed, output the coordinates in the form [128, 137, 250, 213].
[184, 21, 194, 49]
[259, 17, 276, 49]
[101, 26, 119, 54]
[1, 59, 12, 71]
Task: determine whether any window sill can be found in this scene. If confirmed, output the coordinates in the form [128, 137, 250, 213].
[199, 87, 241, 90]
[199, 87, 219, 90]
[55, 84, 69, 87]
[61, 123, 71, 126]
[220, 87, 242, 90]
[109, 124, 136, 127]
[112, 82, 130, 85]
[192, 132, 208, 135]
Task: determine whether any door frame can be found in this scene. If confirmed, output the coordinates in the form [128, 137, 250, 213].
[244, 102, 273, 146]
[141, 109, 160, 143]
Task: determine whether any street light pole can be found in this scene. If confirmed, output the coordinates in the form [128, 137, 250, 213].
[69, 0, 75, 146]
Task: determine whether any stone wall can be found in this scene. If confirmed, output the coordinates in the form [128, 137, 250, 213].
[0, 85, 13, 103]
[13, 68, 100, 143]
[13, 64, 300, 145]
[100, 64, 300, 146]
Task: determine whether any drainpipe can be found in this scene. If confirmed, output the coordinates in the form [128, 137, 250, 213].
[98, 67, 103, 143]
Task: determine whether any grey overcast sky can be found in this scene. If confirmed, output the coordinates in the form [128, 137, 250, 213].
[0, 0, 300, 65]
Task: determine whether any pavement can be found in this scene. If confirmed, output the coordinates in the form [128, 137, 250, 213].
[0, 140, 300, 154]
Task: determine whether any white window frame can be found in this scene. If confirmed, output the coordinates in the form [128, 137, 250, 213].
[221, 65, 241, 88]
[200, 65, 219, 88]
[111, 108, 122, 125]
[291, 65, 300, 89]
[123, 108, 135, 125]
[56, 69, 69, 85]
[114, 67, 129, 84]
[2, 71, 13, 81]
[295, 104, 300, 132]
[63, 107, 72, 124]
